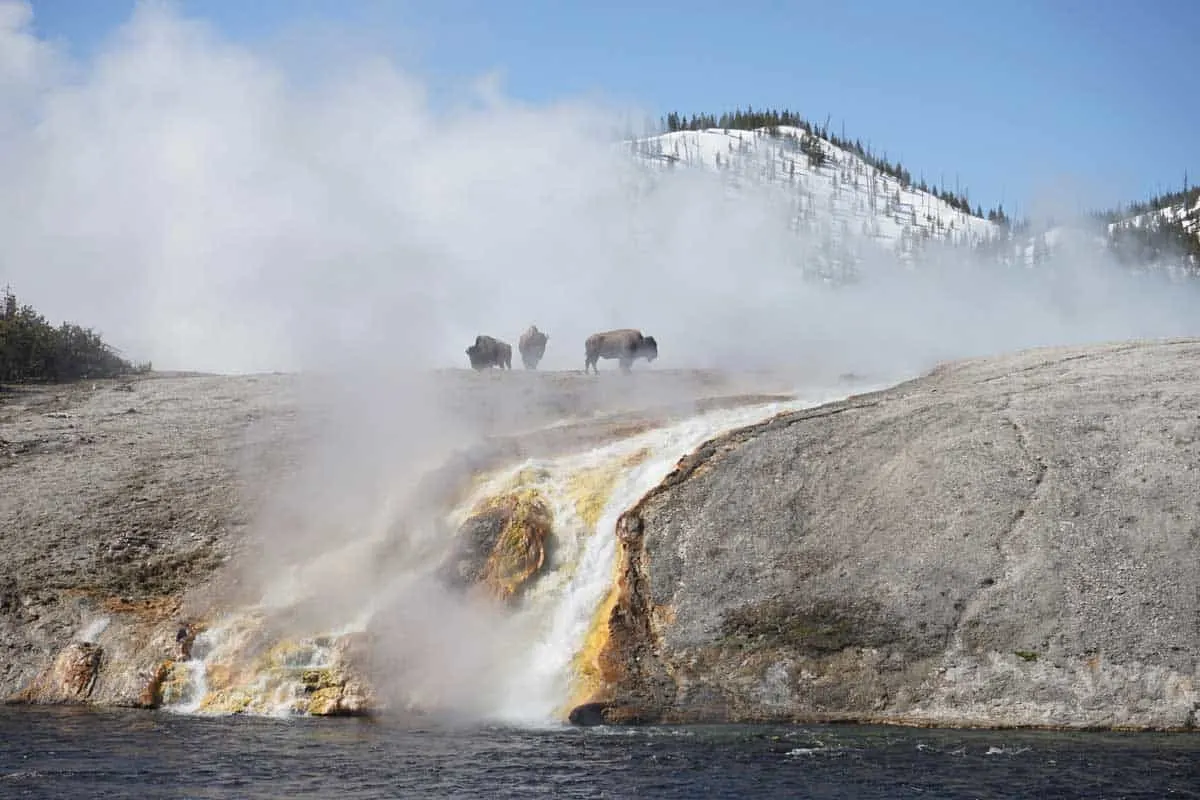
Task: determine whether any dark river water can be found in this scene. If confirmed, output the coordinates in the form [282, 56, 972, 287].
[0, 707, 1196, 799]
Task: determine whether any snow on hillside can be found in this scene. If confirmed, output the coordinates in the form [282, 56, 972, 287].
[624, 126, 998, 272]
[1100, 189, 1200, 278]
[622, 126, 1196, 280]
[1108, 192, 1200, 238]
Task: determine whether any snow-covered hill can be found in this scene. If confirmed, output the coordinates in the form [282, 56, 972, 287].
[1100, 188, 1200, 277]
[1108, 191, 1200, 238]
[623, 125, 1198, 279]
[625, 126, 997, 271]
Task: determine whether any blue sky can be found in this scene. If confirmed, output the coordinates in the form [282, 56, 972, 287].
[27, 0, 1200, 216]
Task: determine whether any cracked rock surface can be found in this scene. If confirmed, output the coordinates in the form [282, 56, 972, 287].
[597, 338, 1200, 730]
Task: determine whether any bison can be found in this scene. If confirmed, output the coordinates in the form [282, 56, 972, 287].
[466, 335, 512, 370]
[584, 328, 658, 374]
[518, 325, 549, 370]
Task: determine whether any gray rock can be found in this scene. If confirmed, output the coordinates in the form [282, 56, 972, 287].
[0, 373, 305, 704]
[591, 338, 1200, 730]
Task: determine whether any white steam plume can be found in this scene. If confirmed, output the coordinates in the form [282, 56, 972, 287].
[3, 1, 1195, 380]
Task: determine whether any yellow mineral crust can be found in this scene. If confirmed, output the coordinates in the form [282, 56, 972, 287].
[562, 558, 622, 717]
[476, 487, 554, 602]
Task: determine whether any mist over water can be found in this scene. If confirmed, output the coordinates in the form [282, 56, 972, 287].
[5, 1, 1200, 723]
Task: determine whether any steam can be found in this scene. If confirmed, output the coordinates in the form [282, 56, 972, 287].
[3, 0, 1194, 379]
[4, 1, 1199, 721]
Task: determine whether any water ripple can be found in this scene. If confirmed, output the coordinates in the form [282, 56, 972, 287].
[2, 708, 1197, 799]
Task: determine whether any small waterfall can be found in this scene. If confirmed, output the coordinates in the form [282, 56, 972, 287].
[479, 400, 823, 724]
[162, 388, 858, 721]
[162, 612, 364, 717]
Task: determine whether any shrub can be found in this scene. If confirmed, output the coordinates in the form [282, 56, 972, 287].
[0, 287, 141, 383]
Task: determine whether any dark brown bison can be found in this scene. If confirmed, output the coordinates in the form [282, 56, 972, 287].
[584, 329, 658, 374]
[518, 325, 549, 370]
[466, 335, 512, 370]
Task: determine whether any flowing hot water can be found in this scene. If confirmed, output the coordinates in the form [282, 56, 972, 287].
[163, 389, 860, 721]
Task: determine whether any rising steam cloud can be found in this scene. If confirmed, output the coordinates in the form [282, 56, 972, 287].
[3, 0, 1197, 380]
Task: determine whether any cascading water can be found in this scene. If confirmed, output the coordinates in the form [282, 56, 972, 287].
[162, 387, 861, 722]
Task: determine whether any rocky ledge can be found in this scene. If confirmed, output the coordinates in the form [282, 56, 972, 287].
[575, 338, 1200, 731]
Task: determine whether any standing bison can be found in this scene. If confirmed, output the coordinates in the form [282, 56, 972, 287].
[466, 335, 512, 370]
[518, 325, 549, 370]
[584, 329, 658, 374]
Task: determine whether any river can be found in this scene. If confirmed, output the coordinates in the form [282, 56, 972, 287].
[2, 706, 1195, 799]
